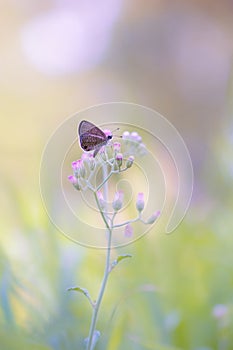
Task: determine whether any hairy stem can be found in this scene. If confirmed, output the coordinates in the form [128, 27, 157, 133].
[86, 163, 112, 350]
[96, 169, 113, 192]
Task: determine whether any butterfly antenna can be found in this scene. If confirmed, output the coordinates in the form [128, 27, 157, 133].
[111, 127, 122, 138]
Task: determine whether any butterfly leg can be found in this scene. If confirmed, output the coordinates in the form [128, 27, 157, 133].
[93, 145, 102, 157]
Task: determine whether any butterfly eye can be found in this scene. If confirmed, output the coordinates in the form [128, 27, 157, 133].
[107, 135, 113, 140]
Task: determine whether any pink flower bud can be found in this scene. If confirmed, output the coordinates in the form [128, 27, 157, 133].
[122, 131, 130, 139]
[131, 131, 139, 140]
[81, 153, 89, 161]
[112, 190, 124, 211]
[68, 175, 81, 190]
[115, 153, 123, 167]
[97, 191, 105, 210]
[82, 153, 95, 170]
[72, 159, 82, 170]
[146, 211, 160, 224]
[136, 192, 145, 212]
[124, 224, 133, 238]
[68, 175, 76, 183]
[113, 142, 121, 152]
[72, 159, 83, 177]
[130, 131, 142, 143]
[126, 155, 134, 168]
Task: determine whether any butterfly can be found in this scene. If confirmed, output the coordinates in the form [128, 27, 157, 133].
[78, 120, 113, 157]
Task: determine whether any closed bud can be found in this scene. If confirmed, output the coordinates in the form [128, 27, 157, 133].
[72, 159, 83, 178]
[115, 153, 123, 167]
[136, 192, 145, 212]
[122, 131, 130, 140]
[97, 191, 105, 210]
[126, 155, 134, 168]
[68, 175, 81, 190]
[146, 211, 160, 224]
[82, 153, 95, 171]
[112, 190, 124, 211]
[131, 131, 139, 140]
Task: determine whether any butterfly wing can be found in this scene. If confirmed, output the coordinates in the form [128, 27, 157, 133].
[78, 120, 107, 155]
[79, 133, 107, 150]
[78, 120, 106, 138]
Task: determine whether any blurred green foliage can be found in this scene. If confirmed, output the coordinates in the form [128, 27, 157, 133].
[1, 179, 233, 350]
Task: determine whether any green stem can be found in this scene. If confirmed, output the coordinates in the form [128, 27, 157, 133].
[86, 163, 112, 350]
[112, 215, 141, 228]
[96, 170, 113, 192]
[93, 192, 110, 231]
[86, 229, 112, 350]
[112, 211, 145, 228]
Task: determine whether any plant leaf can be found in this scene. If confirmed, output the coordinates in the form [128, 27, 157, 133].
[110, 254, 132, 270]
[67, 286, 94, 307]
[67, 286, 89, 296]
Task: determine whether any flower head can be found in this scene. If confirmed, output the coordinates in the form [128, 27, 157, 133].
[136, 192, 145, 212]
[81, 153, 90, 161]
[115, 153, 123, 167]
[69, 128, 146, 193]
[112, 190, 124, 211]
[113, 142, 121, 153]
[122, 130, 147, 157]
[122, 131, 130, 139]
[97, 191, 106, 210]
[146, 211, 160, 224]
[68, 175, 81, 190]
[72, 159, 82, 170]
[72, 159, 85, 177]
[126, 155, 134, 168]
[131, 131, 142, 143]
[82, 153, 95, 171]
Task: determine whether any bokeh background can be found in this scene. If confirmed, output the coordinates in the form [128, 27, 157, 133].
[1, 0, 233, 349]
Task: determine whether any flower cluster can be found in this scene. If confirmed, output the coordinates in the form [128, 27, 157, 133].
[68, 129, 160, 239]
[122, 130, 147, 157]
[68, 129, 145, 192]
[68, 153, 97, 191]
